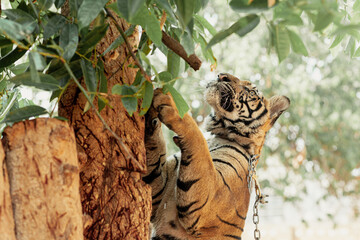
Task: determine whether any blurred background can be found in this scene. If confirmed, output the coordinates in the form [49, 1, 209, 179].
[151, 1, 360, 239]
[2, 0, 359, 239]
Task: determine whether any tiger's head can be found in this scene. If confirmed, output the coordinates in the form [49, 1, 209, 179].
[205, 73, 290, 152]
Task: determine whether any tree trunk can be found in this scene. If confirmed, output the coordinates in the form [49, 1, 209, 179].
[1, 118, 83, 240]
[0, 141, 16, 240]
[59, 5, 151, 240]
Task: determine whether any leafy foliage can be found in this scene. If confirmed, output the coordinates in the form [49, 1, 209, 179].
[1, 0, 359, 202]
[1, 0, 353, 124]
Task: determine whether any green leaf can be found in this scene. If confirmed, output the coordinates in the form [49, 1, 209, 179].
[9, 72, 60, 91]
[181, 31, 195, 55]
[3, 9, 30, 20]
[140, 81, 154, 115]
[117, 0, 146, 22]
[122, 96, 138, 116]
[55, 0, 66, 8]
[354, 0, 360, 11]
[167, 50, 180, 79]
[69, 0, 80, 18]
[273, 2, 303, 26]
[197, 33, 216, 64]
[194, 0, 209, 13]
[154, 0, 177, 22]
[29, 51, 46, 71]
[112, 85, 138, 116]
[29, 52, 41, 83]
[1, 45, 13, 58]
[0, 90, 19, 121]
[0, 39, 13, 49]
[97, 61, 107, 93]
[207, 14, 260, 49]
[78, 0, 109, 29]
[0, 19, 29, 42]
[163, 84, 189, 118]
[59, 23, 79, 61]
[194, 15, 216, 36]
[158, 71, 173, 84]
[50, 89, 61, 102]
[38, 0, 55, 11]
[353, 46, 360, 58]
[0, 79, 7, 93]
[80, 59, 97, 93]
[49, 59, 82, 85]
[330, 33, 345, 48]
[102, 25, 135, 56]
[314, 10, 334, 32]
[111, 84, 124, 95]
[132, 71, 144, 86]
[97, 61, 107, 111]
[44, 14, 66, 40]
[345, 37, 356, 57]
[81, 59, 97, 112]
[2, 105, 48, 123]
[230, 0, 273, 13]
[78, 24, 109, 54]
[54, 116, 68, 121]
[331, 25, 360, 40]
[0, 47, 27, 68]
[175, 0, 195, 28]
[10, 62, 30, 75]
[10, 1, 20, 9]
[132, 5, 162, 46]
[287, 29, 308, 56]
[274, 24, 290, 62]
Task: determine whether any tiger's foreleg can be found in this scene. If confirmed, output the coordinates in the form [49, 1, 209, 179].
[152, 90, 217, 235]
[144, 107, 168, 217]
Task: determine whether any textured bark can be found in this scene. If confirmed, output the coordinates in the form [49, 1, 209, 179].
[59, 4, 151, 239]
[2, 118, 83, 240]
[0, 141, 16, 240]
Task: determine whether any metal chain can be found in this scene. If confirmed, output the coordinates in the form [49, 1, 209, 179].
[247, 155, 268, 240]
[247, 155, 259, 194]
[253, 195, 261, 240]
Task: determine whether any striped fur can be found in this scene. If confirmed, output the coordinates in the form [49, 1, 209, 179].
[143, 73, 290, 239]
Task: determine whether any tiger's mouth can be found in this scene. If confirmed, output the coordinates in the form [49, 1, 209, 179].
[219, 87, 234, 112]
[205, 79, 236, 113]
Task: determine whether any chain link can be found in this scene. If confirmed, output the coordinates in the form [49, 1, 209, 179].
[247, 155, 268, 240]
[247, 155, 259, 194]
[253, 196, 261, 240]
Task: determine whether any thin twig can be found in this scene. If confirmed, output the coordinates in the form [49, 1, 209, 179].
[105, 8, 152, 82]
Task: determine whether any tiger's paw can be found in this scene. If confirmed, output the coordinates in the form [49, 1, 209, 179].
[145, 106, 161, 138]
[152, 89, 182, 130]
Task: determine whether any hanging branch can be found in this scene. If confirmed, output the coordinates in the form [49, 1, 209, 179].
[161, 31, 202, 71]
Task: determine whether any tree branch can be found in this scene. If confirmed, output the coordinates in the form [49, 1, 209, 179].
[161, 31, 202, 71]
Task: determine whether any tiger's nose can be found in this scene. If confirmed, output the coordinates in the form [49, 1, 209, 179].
[218, 73, 230, 82]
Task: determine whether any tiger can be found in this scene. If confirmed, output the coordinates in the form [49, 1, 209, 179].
[143, 73, 290, 240]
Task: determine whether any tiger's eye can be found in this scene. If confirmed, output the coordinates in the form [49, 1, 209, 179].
[222, 77, 231, 82]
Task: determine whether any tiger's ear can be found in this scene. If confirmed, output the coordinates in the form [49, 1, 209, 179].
[269, 95, 290, 124]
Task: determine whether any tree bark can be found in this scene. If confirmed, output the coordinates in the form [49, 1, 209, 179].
[1, 118, 83, 240]
[59, 5, 151, 240]
[0, 141, 16, 240]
